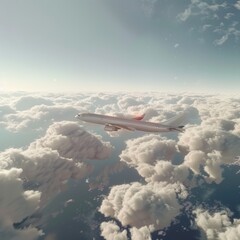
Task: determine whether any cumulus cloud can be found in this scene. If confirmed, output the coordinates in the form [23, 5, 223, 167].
[100, 222, 152, 240]
[1, 121, 113, 206]
[117, 96, 144, 110]
[179, 121, 240, 183]
[0, 120, 113, 237]
[97, 93, 240, 239]
[119, 134, 190, 186]
[138, 161, 189, 184]
[12, 96, 53, 111]
[0, 168, 42, 240]
[120, 135, 178, 166]
[100, 221, 128, 240]
[130, 226, 152, 240]
[122, 94, 240, 186]
[3, 105, 79, 132]
[0, 105, 15, 118]
[29, 121, 113, 161]
[194, 208, 240, 240]
[99, 181, 186, 231]
[1, 91, 240, 239]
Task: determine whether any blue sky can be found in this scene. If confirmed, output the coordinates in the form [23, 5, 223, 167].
[0, 0, 239, 93]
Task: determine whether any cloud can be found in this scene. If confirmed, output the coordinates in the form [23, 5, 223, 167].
[178, 8, 192, 21]
[0, 168, 42, 240]
[130, 226, 152, 240]
[174, 43, 180, 48]
[2, 121, 113, 206]
[177, 1, 240, 45]
[13, 96, 53, 111]
[214, 34, 229, 45]
[117, 96, 144, 110]
[234, 1, 240, 10]
[100, 221, 128, 240]
[0, 105, 15, 119]
[107, 93, 236, 235]
[99, 181, 185, 231]
[120, 135, 178, 166]
[2, 105, 79, 132]
[194, 208, 240, 240]
[119, 134, 190, 186]
[1, 91, 240, 239]
[179, 120, 240, 183]
[184, 1, 227, 19]
[177, 1, 226, 22]
[214, 21, 240, 46]
[138, 161, 189, 184]
[0, 120, 113, 236]
[28, 121, 113, 161]
[100, 222, 152, 240]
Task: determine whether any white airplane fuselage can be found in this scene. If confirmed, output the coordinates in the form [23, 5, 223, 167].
[76, 113, 183, 133]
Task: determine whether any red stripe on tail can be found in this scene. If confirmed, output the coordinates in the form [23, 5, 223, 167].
[133, 114, 145, 120]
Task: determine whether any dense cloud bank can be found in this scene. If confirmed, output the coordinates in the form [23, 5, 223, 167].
[0, 117, 113, 239]
[0, 92, 239, 239]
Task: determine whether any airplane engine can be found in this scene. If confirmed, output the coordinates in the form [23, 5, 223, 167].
[104, 125, 119, 131]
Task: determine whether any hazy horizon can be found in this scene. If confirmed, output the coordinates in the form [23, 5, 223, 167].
[1, 0, 240, 93]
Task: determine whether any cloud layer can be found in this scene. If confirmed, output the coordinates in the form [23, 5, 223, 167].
[0, 91, 239, 239]
[0, 114, 113, 239]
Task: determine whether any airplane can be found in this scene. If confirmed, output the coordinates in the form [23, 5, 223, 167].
[75, 112, 185, 133]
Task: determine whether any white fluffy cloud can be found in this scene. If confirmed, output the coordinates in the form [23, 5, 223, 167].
[100, 221, 128, 240]
[179, 121, 240, 183]
[0, 168, 42, 240]
[1, 121, 113, 206]
[100, 130, 189, 236]
[138, 161, 189, 184]
[0, 105, 15, 119]
[1, 92, 240, 240]
[12, 96, 53, 111]
[100, 222, 152, 240]
[29, 121, 113, 161]
[120, 134, 189, 186]
[130, 226, 152, 240]
[99, 181, 185, 231]
[2, 105, 79, 132]
[0, 120, 113, 237]
[120, 135, 178, 166]
[194, 208, 240, 240]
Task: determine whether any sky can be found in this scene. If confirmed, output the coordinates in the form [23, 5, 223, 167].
[0, 0, 240, 93]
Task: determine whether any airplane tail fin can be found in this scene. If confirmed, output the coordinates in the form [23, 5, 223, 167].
[133, 113, 145, 121]
[162, 112, 187, 131]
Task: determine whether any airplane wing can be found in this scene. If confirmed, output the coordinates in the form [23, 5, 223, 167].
[104, 123, 135, 131]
